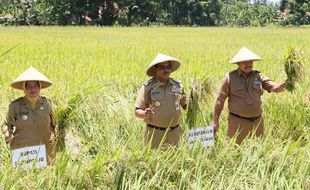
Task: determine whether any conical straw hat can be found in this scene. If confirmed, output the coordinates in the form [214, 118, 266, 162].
[146, 53, 181, 77]
[230, 47, 261, 64]
[11, 66, 52, 90]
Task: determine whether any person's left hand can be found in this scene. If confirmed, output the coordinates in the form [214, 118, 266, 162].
[56, 129, 66, 140]
[180, 94, 187, 105]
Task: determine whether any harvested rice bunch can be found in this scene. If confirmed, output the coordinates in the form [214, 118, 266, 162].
[186, 76, 214, 128]
[284, 47, 304, 92]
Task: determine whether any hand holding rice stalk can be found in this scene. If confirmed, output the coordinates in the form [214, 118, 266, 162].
[284, 47, 304, 92]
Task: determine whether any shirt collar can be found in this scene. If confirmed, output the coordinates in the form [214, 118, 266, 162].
[22, 96, 43, 110]
[154, 77, 172, 87]
[237, 68, 253, 78]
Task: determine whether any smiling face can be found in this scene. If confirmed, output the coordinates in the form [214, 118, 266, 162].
[154, 62, 172, 82]
[24, 81, 41, 99]
[237, 61, 254, 74]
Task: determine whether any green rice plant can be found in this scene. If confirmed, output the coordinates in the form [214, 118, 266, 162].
[55, 94, 84, 151]
[55, 85, 99, 152]
[186, 75, 214, 128]
[186, 79, 200, 128]
[284, 47, 304, 92]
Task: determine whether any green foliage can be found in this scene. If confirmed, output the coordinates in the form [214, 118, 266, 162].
[0, 0, 293, 26]
[278, 0, 310, 26]
[220, 0, 278, 26]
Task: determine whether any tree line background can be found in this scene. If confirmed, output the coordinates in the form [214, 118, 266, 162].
[0, 0, 309, 27]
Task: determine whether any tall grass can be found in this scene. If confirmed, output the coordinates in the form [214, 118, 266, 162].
[0, 27, 309, 189]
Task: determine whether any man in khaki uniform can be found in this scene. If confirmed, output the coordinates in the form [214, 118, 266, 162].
[2, 66, 58, 165]
[211, 47, 286, 145]
[135, 53, 187, 149]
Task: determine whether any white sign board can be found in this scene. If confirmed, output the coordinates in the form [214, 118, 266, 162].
[188, 127, 214, 148]
[12, 145, 47, 170]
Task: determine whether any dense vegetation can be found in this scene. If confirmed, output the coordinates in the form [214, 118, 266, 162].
[0, 0, 309, 26]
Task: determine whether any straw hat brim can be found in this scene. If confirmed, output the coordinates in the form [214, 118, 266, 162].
[11, 66, 52, 90]
[230, 47, 262, 64]
[146, 60, 180, 77]
[231, 58, 261, 64]
[11, 80, 52, 90]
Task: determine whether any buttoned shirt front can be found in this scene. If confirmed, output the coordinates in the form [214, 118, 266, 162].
[136, 78, 185, 128]
[217, 69, 276, 117]
[3, 96, 55, 149]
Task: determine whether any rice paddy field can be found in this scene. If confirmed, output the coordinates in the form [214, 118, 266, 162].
[0, 26, 309, 189]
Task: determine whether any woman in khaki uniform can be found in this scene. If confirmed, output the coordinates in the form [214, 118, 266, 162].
[135, 54, 187, 149]
[2, 66, 56, 165]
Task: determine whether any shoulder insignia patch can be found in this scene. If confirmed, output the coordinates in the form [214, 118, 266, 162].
[143, 77, 156, 86]
[170, 78, 181, 85]
[11, 97, 24, 104]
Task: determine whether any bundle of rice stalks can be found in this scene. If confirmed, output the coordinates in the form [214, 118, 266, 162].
[55, 94, 84, 151]
[200, 76, 214, 100]
[186, 79, 200, 128]
[186, 76, 214, 129]
[55, 85, 100, 151]
[284, 47, 304, 92]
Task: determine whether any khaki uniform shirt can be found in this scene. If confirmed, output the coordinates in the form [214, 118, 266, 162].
[217, 69, 276, 117]
[2, 96, 56, 150]
[136, 78, 186, 128]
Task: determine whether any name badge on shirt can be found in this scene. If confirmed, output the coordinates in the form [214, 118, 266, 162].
[151, 91, 160, 95]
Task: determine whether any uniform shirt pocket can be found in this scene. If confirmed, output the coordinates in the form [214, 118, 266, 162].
[252, 80, 263, 95]
[231, 81, 245, 96]
[150, 90, 163, 101]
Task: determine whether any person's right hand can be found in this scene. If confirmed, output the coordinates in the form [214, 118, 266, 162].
[144, 107, 155, 120]
[211, 120, 219, 135]
[4, 132, 14, 145]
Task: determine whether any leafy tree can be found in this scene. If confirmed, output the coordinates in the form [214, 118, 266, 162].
[278, 0, 310, 25]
